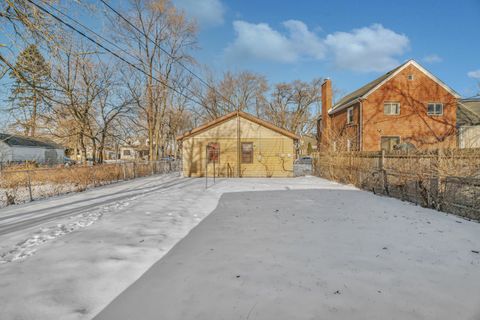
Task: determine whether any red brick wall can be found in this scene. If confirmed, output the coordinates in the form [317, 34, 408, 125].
[329, 103, 360, 151]
[329, 64, 457, 151]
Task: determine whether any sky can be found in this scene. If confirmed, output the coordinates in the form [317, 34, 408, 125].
[1, 0, 480, 111]
[172, 0, 480, 98]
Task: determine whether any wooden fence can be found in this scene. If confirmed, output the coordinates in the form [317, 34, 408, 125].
[313, 149, 480, 220]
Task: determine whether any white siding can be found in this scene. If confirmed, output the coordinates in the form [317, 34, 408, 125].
[459, 126, 480, 149]
[0, 142, 13, 162]
[4, 146, 64, 164]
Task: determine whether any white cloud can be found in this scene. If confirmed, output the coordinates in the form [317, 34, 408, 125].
[225, 20, 325, 63]
[423, 54, 442, 63]
[173, 0, 225, 27]
[282, 20, 326, 60]
[324, 24, 410, 72]
[225, 21, 409, 72]
[467, 69, 480, 79]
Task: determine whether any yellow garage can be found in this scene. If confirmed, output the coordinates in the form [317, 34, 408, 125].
[177, 111, 299, 177]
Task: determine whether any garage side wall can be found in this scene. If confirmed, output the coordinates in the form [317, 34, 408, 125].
[0, 142, 13, 162]
[181, 117, 296, 177]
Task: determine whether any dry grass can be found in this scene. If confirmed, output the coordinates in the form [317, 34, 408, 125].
[0, 161, 180, 207]
[313, 148, 480, 220]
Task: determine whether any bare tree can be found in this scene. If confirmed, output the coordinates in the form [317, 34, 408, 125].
[0, 0, 60, 81]
[196, 70, 268, 120]
[110, 0, 197, 160]
[49, 39, 130, 163]
[265, 79, 322, 135]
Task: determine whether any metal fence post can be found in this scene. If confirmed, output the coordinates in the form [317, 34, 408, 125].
[380, 150, 389, 195]
[26, 170, 33, 202]
[433, 149, 442, 210]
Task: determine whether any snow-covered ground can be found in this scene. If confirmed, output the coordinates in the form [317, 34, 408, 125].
[0, 175, 341, 320]
[1, 175, 479, 319]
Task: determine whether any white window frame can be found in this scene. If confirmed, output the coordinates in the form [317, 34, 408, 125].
[380, 136, 401, 152]
[408, 74, 414, 81]
[384, 102, 400, 115]
[347, 107, 354, 124]
[427, 103, 443, 116]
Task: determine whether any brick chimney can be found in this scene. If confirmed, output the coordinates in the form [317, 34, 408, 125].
[319, 78, 332, 150]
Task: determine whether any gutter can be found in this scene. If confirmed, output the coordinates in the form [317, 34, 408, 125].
[328, 98, 361, 115]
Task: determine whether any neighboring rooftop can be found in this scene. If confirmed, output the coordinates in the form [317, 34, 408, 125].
[0, 133, 63, 149]
[458, 96, 480, 126]
[330, 59, 460, 114]
[332, 62, 407, 112]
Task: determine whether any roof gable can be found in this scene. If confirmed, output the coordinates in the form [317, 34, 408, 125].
[330, 60, 460, 114]
[458, 97, 480, 126]
[177, 111, 299, 140]
[0, 133, 63, 149]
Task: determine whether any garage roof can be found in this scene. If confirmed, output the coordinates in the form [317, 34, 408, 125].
[0, 133, 63, 149]
[177, 111, 300, 141]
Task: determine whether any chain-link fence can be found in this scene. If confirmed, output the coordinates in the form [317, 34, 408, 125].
[0, 160, 181, 208]
[313, 149, 480, 220]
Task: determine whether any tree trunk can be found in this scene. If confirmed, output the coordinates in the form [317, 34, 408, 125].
[31, 91, 37, 137]
[91, 137, 97, 164]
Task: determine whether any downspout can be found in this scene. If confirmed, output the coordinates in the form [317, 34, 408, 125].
[236, 111, 241, 177]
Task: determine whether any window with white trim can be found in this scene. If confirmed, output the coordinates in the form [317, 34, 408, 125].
[427, 103, 443, 116]
[347, 107, 354, 124]
[384, 102, 400, 115]
[381, 136, 400, 152]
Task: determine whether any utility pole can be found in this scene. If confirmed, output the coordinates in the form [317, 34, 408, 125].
[236, 111, 241, 178]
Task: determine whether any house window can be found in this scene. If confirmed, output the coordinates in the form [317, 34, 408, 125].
[384, 102, 400, 115]
[380, 136, 400, 152]
[207, 142, 219, 163]
[123, 149, 131, 156]
[241, 142, 253, 164]
[427, 103, 443, 116]
[347, 107, 354, 124]
[408, 74, 414, 81]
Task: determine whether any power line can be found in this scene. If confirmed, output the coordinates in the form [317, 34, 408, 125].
[98, 0, 237, 111]
[42, 1, 207, 107]
[25, 0, 205, 108]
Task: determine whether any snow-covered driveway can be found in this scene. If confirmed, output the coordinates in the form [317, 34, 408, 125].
[96, 188, 480, 320]
[0, 175, 336, 320]
[1, 175, 480, 320]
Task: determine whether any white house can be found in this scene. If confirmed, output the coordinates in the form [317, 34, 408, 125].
[119, 138, 150, 161]
[457, 97, 480, 149]
[0, 133, 65, 164]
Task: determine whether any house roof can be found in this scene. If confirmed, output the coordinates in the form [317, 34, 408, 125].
[0, 133, 63, 149]
[330, 60, 460, 115]
[457, 96, 480, 126]
[176, 111, 300, 141]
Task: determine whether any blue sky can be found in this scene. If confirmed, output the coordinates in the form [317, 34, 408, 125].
[174, 0, 480, 98]
[1, 0, 479, 106]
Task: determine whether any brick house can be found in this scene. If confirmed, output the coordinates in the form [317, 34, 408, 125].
[317, 60, 461, 152]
